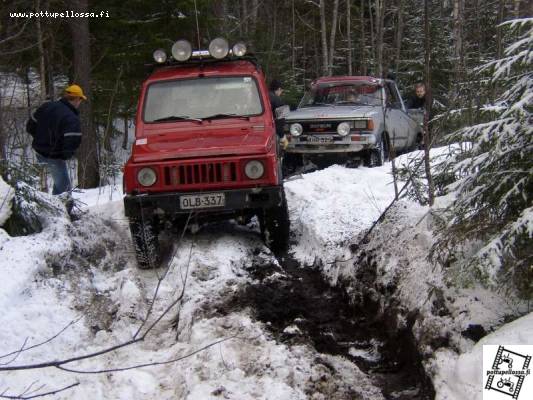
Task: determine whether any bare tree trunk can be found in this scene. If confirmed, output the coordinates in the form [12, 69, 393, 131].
[36, 0, 47, 103]
[213, 0, 229, 36]
[513, 0, 521, 16]
[496, 0, 505, 59]
[452, 0, 464, 106]
[292, 0, 296, 76]
[320, 0, 329, 75]
[0, 95, 5, 166]
[360, 0, 367, 74]
[103, 66, 123, 152]
[250, 0, 259, 35]
[347, 0, 353, 75]
[375, 0, 385, 77]
[68, 0, 99, 189]
[328, 0, 340, 75]
[394, 0, 404, 75]
[242, 0, 249, 35]
[368, 0, 376, 72]
[423, 0, 434, 206]
[122, 115, 129, 150]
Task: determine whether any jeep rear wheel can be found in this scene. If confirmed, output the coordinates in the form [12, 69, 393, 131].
[260, 192, 290, 254]
[129, 218, 161, 269]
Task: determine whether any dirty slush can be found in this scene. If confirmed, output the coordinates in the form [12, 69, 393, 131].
[216, 248, 435, 400]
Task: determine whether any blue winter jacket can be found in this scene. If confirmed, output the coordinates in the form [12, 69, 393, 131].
[26, 98, 82, 160]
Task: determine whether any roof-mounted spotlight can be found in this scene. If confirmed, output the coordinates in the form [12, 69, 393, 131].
[171, 40, 192, 61]
[209, 38, 229, 59]
[232, 42, 247, 57]
[153, 49, 167, 63]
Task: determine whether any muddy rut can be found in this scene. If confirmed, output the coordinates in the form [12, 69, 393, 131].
[221, 250, 435, 400]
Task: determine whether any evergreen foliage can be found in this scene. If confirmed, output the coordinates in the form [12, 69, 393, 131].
[431, 18, 532, 298]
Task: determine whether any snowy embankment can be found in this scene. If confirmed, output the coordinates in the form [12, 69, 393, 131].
[284, 149, 531, 399]
[0, 146, 530, 399]
[0, 176, 381, 399]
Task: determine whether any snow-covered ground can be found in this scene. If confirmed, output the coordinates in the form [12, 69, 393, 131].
[0, 148, 531, 399]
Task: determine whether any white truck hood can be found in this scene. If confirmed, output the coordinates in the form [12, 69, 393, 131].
[285, 105, 382, 121]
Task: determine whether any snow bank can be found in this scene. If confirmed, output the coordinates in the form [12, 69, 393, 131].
[283, 147, 529, 398]
[433, 312, 533, 400]
[0, 184, 383, 399]
[285, 163, 395, 273]
[0, 176, 14, 226]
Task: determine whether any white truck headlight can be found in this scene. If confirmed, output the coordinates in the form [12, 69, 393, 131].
[337, 122, 351, 136]
[289, 123, 303, 136]
[209, 38, 229, 59]
[244, 160, 264, 179]
[137, 168, 157, 186]
[171, 40, 192, 61]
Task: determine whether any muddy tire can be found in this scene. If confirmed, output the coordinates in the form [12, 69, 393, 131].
[364, 135, 387, 167]
[260, 192, 290, 253]
[282, 153, 303, 177]
[129, 218, 160, 269]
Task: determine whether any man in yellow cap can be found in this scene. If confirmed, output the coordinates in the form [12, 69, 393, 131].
[26, 84, 86, 196]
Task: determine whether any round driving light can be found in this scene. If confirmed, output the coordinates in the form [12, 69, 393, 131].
[209, 37, 229, 59]
[171, 40, 192, 61]
[137, 167, 157, 187]
[289, 123, 303, 137]
[153, 49, 167, 63]
[337, 122, 351, 136]
[244, 160, 264, 180]
[232, 42, 247, 57]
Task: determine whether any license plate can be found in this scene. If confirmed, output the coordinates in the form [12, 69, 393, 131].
[180, 193, 225, 209]
[307, 136, 333, 143]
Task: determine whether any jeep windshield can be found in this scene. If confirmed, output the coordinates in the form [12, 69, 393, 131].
[143, 76, 263, 123]
[299, 82, 382, 107]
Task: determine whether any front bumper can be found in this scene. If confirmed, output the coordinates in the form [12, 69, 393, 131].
[286, 133, 376, 154]
[124, 185, 284, 218]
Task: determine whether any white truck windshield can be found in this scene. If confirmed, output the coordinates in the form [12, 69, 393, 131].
[299, 82, 382, 107]
[144, 76, 263, 122]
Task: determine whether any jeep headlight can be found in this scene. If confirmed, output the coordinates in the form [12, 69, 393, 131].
[171, 40, 192, 61]
[244, 160, 264, 179]
[137, 167, 157, 187]
[337, 122, 351, 136]
[289, 123, 303, 137]
[209, 38, 229, 59]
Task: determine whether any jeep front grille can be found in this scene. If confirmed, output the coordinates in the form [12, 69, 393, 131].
[163, 162, 238, 186]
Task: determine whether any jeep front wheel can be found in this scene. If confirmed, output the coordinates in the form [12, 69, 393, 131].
[260, 192, 290, 253]
[129, 218, 161, 269]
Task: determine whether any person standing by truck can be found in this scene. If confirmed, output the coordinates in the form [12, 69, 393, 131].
[268, 79, 287, 137]
[406, 82, 426, 110]
[26, 84, 85, 195]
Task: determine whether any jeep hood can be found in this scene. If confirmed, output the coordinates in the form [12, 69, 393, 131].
[132, 122, 272, 163]
[285, 105, 382, 121]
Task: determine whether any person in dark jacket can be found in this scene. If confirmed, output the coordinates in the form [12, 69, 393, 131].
[26, 84, 85, 195]
[406, 82, 426, 109]
[268, 79, 287, 139]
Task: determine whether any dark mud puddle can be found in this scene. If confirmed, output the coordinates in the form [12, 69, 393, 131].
[221, 251, 435, 400]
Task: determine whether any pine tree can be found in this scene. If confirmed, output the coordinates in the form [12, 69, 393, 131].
[432, 18, 533, 298]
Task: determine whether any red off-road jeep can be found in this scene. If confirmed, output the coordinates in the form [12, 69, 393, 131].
[123, 39, 289, 268]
